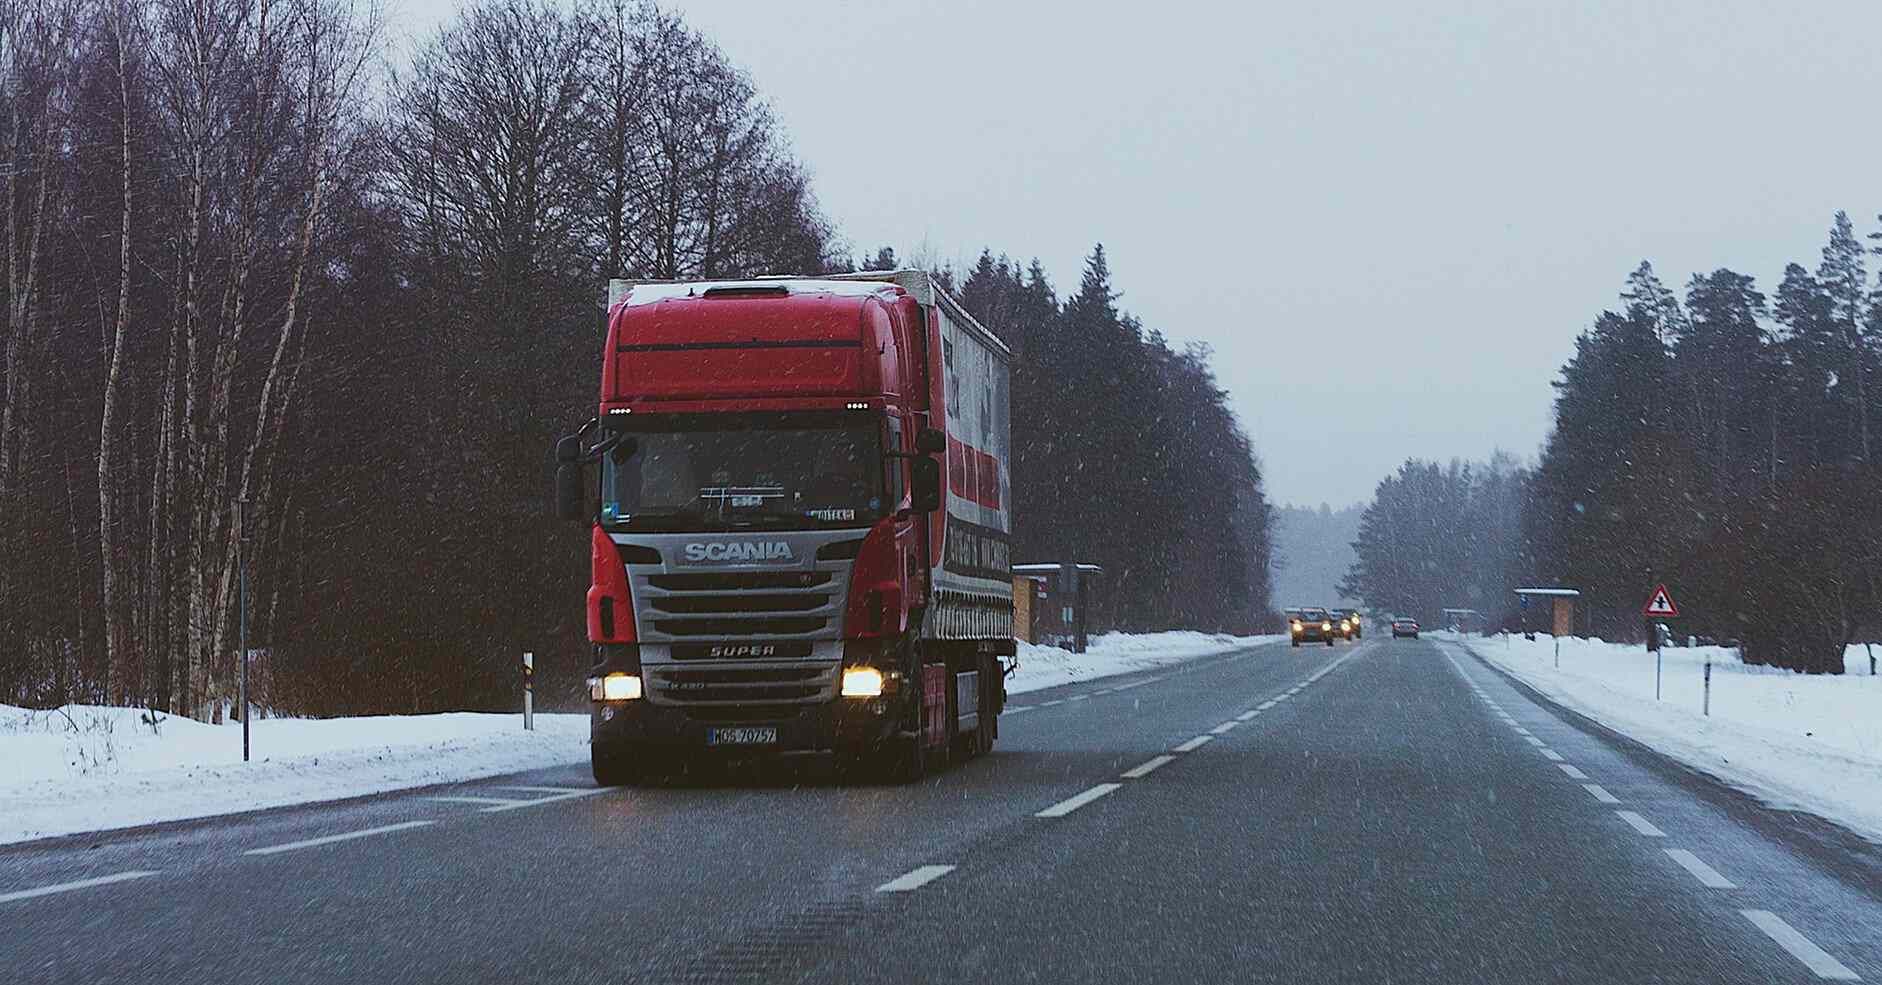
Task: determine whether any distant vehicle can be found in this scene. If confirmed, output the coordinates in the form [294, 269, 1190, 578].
[1391, 618, 1419, 639]
[1330, 608, 1361, 640]
[1292, 607, 1336, 647]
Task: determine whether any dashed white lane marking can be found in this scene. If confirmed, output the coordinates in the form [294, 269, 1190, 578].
[1235, 710, 1261, 721]
[1209, 722, 1240, 734]
[1558, 763, 1589, 780]
[1271, 694, 1290, 703]
[1582, 783, 1620, 804]
[0, 870, 159, 904]
[1511, 727, 1532, 736]
[1615, 811, 1666, 837]
[1257, 700, 1277, 710]
[1523, 736, 1546, 747]
[1172, 735, 1214, 753]
[1539, 749, 1564, 762]
[1121, 755, 1176, 779]
[1036, 783, 1123, 818]
[1740, 910, 1861, 980]
[244, 820, 435, 856]
[876, 865, 956, 892]
[1664, 849, 1736, 889]
[1038, 699, 1064, 707]
[1006, 705, 1034, 714]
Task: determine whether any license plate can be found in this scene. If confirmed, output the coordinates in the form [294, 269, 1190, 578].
[707, 726, 779, 746]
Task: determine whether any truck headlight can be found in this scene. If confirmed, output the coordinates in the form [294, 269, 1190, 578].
[593, 672, 641, 701]
[841, 666, 884, 698]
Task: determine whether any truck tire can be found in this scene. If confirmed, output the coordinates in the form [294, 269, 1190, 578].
[875, 731, 927, 784]
[591, 741, 646, 786]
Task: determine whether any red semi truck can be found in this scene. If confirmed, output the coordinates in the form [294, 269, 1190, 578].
[555, 270, 1014, 783]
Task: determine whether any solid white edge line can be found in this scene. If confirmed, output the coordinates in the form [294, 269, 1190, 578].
[1121, 755, 1177, 779]
[1236, 710, 1260, 721]
[1172, 735, 1213, 753]
[1540, 749, 1564, 761]
[0, 870, 159, 904]
[1615, 810, 1666, 837]
[1210, 722, 1239, 734]
[875, 864, 956, 893]
[1035, 783, 1123, 818]
[1066, 694, 1091, 702]
[1583, 783, 1620, 804]
[1038, 699, 1063, 707]
[1558, 763, 1589, 779]
[1665, 849, 1736, 889]
[425, 795, 529, 808]
[1740, 909, 1860, 980]
[479, 789, 606, 813]
[1005, 705, 1033, 714]
[244, 820, 436, 856]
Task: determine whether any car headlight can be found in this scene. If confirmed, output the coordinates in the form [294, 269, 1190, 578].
[1322, 622, 1332, 631]
[1291, 621, 1302, 631]
[841, 666, 884, 698]
[593, 672, 641, 701]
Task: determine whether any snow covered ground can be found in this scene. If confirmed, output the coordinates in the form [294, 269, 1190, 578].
[1010, 631, 1283, 694]
[0, 631, 1276, 845]
[1450, 633, 1882, 843]
[0, 705, 589, 846]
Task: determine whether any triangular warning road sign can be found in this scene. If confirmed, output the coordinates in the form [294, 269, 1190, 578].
[1643, 584, 1680, 617]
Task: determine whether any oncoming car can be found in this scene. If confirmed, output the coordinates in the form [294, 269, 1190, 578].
[1291, 607, 1336, 647]
[1330, 608, 1361, 640]
[1391, 618, 1420, 639]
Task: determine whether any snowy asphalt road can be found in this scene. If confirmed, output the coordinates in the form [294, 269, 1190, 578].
[3, 637, 1879, 983]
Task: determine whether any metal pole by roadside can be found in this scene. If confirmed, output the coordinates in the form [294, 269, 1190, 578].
[522, 652, 535, 731]
[238, 497, 251, 762]
[1703, 659, 1711, 716]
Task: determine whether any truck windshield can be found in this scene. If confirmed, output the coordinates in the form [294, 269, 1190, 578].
[599, 412, 884, 531]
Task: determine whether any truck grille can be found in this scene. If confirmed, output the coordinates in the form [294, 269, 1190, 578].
[635, 570, 845, 642]
[647, 665, 835, 705]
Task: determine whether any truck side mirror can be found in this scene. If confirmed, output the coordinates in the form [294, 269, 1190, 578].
[556, 462, 586, 522]
[910, 457, 942, 513]
[556, 434, 582, 464]
[915, 427, 946, 455]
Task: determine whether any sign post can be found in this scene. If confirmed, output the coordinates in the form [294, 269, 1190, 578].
[1642, 582, 1680, 702]
[522, 651, 535, 731]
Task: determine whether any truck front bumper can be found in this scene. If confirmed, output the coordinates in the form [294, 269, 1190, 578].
[591, 695, 901, 757]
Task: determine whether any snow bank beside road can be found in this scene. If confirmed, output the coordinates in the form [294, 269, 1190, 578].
[1011, 631, 1282, 694]
[0, 705, 589, 846]
[1455, 634, 1882, 843]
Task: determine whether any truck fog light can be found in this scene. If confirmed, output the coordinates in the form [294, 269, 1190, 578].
[841, 667, 884, 698]
[596, 673, 642, 701]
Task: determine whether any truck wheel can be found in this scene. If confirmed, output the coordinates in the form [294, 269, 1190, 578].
[591, 741, 646, 786]
[875, 731, 927, 784]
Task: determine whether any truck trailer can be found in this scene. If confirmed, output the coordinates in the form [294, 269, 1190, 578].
[555, 271, 1014, 783]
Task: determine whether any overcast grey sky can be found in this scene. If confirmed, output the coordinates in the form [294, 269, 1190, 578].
[403, 0, 1882, 507]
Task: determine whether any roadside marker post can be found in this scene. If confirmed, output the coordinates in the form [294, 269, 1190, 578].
[522, 652, 535, 731]
[1703, 659, 1711, 716]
